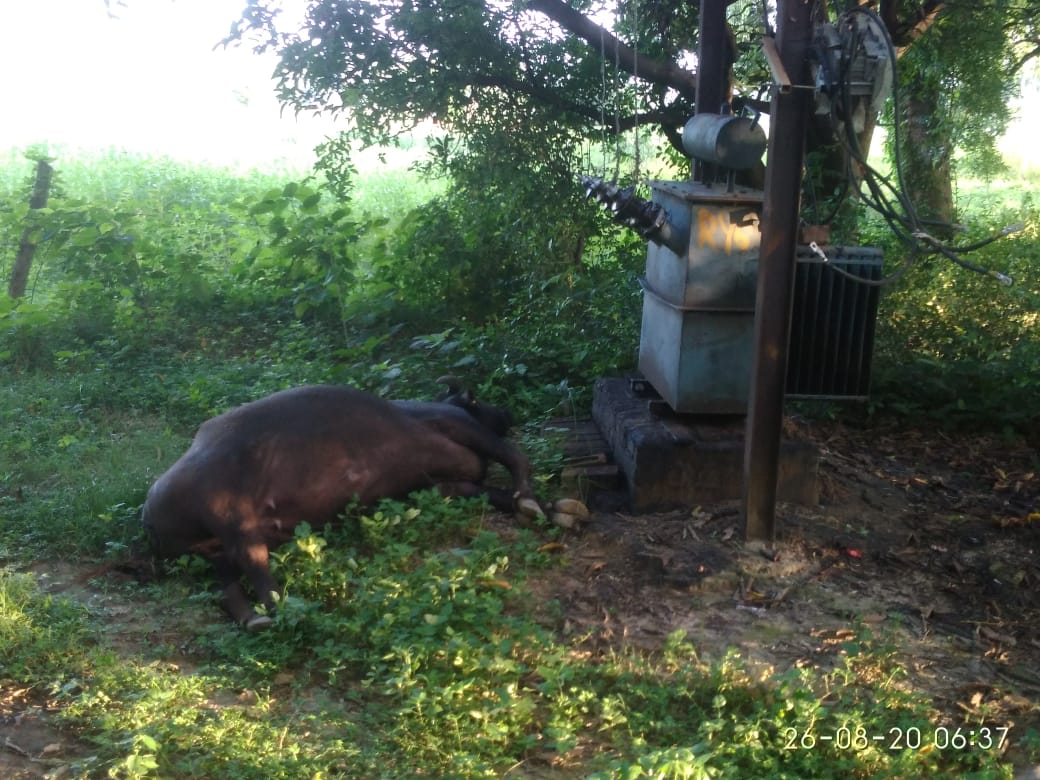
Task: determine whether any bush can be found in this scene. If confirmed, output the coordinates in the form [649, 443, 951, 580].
[869, 206, 1040, 431]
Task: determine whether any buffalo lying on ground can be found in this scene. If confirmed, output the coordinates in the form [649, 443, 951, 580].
[142, 383, 542, 629]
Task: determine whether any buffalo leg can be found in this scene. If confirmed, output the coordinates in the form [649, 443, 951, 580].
[482, 486, 520, 512]
[216, 527, 281, 631]
[210, 552, 265, 628]
[423, 420, 538, 506]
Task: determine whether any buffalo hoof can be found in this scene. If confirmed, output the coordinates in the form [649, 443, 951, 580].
[515, 495, 546, 520]
[551, 498, 590, 531]
[245, 614, 275, 632]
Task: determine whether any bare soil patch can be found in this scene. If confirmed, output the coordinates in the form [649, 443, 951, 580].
[535, 419, 1040, 770]
[0, 686, 89, 780]
[0, 562, 211, 779]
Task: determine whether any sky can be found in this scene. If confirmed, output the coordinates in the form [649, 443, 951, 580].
[0, 0, 337, 169]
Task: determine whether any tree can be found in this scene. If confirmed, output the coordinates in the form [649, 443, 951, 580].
[224, 0, 1022, 310]
[228, 1, 698, 156]
[889, 3, 1020, 229]
[228, 1, 995, 161]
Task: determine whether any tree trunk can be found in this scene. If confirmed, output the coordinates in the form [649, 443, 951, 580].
[9, 159, 54, 299]
[900, 90, 954, 231]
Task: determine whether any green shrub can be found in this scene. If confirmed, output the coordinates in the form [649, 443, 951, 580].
[869, 204, 1040, 430]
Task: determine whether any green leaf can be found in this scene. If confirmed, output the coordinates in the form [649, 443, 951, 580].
[249, 199, 277, 215]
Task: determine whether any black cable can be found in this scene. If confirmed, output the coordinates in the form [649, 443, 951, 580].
[820, 6, 1019, 287]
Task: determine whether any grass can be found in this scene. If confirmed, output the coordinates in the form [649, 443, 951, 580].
[0, 369, 190, 557]
[2, 502, 1026, 779]
[0, 145, 1036, 778]
[0, 360, 1027, 778]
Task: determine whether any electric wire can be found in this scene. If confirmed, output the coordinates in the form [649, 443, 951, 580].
[632, 0, 641, 184]
[821, 6, 1018, 287]
[599, 25, 608, 177]
[613, 0, 622, 183]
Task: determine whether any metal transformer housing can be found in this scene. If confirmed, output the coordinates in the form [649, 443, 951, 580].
[637, 180, 882, 414]
[638, 180, 763, 414]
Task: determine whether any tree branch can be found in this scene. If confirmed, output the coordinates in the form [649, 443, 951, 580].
[525, 0, 699, 100]
[1013, 43, 1040, 73]
[469, 72, 690, 135]
[879, 0, 946, 51]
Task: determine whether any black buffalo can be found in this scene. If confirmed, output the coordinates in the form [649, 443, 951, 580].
[142, 384, 541, 629]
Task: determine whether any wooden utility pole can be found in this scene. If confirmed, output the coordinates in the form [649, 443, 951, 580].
[8, 159, 54, 299]
[742, 0, 814, 541]
[694, 0, 733, 181]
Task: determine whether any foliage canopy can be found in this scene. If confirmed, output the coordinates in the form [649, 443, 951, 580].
[225, 1, 1032, 183]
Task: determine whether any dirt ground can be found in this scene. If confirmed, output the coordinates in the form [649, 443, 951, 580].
[539, 419, 1040, 775]
[3, 419, 1039, 778]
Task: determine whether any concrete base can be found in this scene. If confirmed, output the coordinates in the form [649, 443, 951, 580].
[592, 377, 819, 512]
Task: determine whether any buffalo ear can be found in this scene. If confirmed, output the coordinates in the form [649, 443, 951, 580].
[461, 389, 475, 405]
[435, 375, 463, 395]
